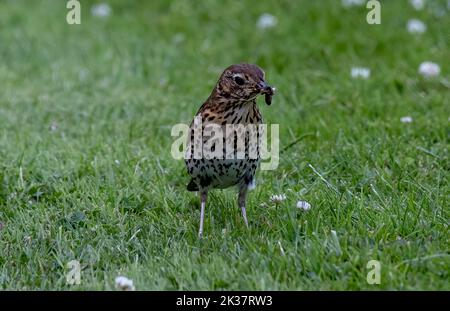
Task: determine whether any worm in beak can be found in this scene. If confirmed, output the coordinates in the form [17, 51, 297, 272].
[259, 82, 276, 105]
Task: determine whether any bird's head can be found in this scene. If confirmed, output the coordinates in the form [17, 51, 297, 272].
[214, 63, 276, 105]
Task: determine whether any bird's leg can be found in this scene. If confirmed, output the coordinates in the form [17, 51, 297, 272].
[198, 190, 208, 238]
[238, 185, 249, 227]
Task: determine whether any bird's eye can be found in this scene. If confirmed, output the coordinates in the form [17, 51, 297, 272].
[234, 76, 245, 85]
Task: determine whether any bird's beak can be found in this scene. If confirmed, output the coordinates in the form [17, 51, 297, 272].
[258, 81, 276, 105]
[259, 81, 275, 95]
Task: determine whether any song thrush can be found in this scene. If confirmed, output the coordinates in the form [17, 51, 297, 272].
[185, 63, 275, 238]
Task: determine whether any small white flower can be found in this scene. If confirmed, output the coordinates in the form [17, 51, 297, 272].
[257, 13, 278, 30]
[296, 200, 311, 211]
[342, 0, 365, 8]
[91, 3, 112, 18]
[407, 19, 426, 34]
[115, 276, 135, 291]
[400, 116, 413, 123]
[351, 67, 371, 79]
[410, 0, 425, 10]
[114, 160, 120, 165]
[270, 194, 286, 203]
[418, 61, 441, 78]
[49, 122, 58, 132]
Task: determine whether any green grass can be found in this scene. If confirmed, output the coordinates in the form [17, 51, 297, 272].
[0, 0, 449, 290]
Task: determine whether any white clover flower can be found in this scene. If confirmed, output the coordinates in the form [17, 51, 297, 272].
[257, 13, 278, 30]
[351, 67, 371, 79]
[400, 116, 413, 123]
[270, 194, 286, 203]
[296, 200, 311, 211]
[115, 276, 135, 291]
[418, 61, 441, 78]
[342, 0, 365, 8]
[91, 3, 112, 18]
[407, 19, 426, 34]
[114, 159, 120, 165]
[49, 122, 58, 132]
[410, 0, 425, 10]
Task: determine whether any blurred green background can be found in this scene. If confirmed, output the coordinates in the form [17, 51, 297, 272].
[0, 0, 448, 290]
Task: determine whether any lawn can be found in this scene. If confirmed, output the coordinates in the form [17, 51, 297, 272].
[0, 0, 448, 290]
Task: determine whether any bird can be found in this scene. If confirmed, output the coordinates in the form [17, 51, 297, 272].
[185, 63, 275, 238]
